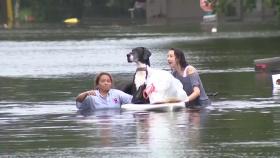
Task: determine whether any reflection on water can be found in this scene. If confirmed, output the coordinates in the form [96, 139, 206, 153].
[2, 101, 280, 157]
[1, 28, 280, 157]
[0, 102, 210, 157]
[272, 89, 280, 102]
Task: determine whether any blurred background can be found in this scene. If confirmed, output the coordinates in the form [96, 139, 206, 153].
[0, 0, 279, 29]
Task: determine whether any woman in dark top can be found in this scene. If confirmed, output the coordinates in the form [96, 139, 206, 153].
[167, 48, 210, 108]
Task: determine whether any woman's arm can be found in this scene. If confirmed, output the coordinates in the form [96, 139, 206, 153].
[76, 90, 96, 102]
[117, 90, 133, 104]
[185, 65, 201, 102]
[188, 86, 200, 102]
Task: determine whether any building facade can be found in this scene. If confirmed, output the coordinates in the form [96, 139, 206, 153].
[146, 0, 204, 25]
[145, 0, 278, 25]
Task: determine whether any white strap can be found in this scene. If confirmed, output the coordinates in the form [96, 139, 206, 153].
[183, 66, 190, 77]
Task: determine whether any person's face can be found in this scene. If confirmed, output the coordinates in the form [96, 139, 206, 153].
[98, 75, 112, 92]
[167, 50, 177, 69]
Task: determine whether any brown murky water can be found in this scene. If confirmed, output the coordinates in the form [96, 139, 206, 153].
[1, 26, 280, 157]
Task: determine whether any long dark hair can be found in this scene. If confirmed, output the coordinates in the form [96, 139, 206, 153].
[94, 72, 113, 89]
[170, 48, 188, 68]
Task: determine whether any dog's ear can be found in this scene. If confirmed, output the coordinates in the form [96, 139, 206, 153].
[142, 47, 151, 60]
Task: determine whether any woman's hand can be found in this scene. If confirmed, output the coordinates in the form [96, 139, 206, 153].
[188, 87, 200, 102]
[76, 90, 96, 102]
[184, 96, 189, 103]
[86, 90, 96, 96]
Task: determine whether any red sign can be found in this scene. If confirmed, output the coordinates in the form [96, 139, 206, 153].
[200, 0, 214, 12]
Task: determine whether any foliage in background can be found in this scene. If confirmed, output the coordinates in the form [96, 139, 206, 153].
[216, 0, 280, 18]
[19, 0, 134, 22]
[275, 0, 280, 16]
[17, 0, 280, 22]
[20, 0, 85, 22]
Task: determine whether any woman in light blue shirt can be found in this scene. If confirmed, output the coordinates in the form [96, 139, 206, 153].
[76, 72, 132, 112]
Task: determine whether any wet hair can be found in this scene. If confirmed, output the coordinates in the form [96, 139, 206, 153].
[169, 48, 188, 68]
[94, 72, 113, 89]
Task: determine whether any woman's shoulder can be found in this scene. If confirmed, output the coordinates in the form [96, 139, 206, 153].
[185, 65, 197, 75]
[110, 89, 132, 97]
[110, 89, 125, 94]
[109, 89, 119, 93]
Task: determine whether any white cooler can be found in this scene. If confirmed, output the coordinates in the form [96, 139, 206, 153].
[272, 74, 280, 89]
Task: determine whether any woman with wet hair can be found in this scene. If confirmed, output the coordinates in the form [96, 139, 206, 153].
[167, 48, 210, 108]
[76, 72, 132, 112]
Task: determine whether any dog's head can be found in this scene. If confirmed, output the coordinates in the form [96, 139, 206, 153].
[127, 47, 151, 66]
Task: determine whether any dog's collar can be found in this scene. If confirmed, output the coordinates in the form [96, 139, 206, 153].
[136, 67, 147, 72]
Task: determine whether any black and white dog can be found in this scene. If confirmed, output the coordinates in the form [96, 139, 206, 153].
[124, 47, 151, 104]
[126, 47, 188, 104]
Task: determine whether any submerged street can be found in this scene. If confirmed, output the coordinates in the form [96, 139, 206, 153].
[0, 25, 280, 157]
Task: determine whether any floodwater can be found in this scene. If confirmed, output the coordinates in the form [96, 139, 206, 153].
[1, 25, 280, 157]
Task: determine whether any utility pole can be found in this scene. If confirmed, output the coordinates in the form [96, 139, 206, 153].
[6, 0, 14, 29]
[14, 0, 20, 27]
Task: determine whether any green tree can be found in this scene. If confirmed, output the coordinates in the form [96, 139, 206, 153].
[20, 0, 85, 22]
[216, 0, 280, 19]
[19, 0, 134, 22]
